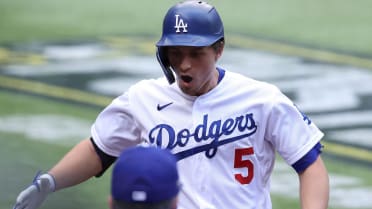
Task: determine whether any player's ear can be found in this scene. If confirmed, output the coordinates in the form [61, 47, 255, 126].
[213, 39, 224, 61]
[217, 42, 224, 59]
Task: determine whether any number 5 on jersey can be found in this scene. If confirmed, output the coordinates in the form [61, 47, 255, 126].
[234, 147, 254, 184]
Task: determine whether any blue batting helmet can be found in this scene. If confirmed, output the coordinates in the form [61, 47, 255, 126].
[156, 1, 225, 84]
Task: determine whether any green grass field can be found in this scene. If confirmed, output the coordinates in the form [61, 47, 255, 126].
[1, 90, 371, 209]
[1, 0, 372, 209]
[0, 90, 372, 209]
[1, 0, 372, 56]
[0, 91, 108, 209]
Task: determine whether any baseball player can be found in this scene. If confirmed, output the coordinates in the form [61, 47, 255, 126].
[109, 146, 180, 209]
[13, 1, 329, 209]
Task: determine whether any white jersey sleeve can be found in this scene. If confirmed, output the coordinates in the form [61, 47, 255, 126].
[263, 84, 324, 165]
[91, 90, 142, 157]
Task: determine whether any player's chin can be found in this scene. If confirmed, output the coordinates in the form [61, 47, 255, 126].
[177, 79, 197, 95]
[179, 86, 197, 96]
[177, 80, 191, 90]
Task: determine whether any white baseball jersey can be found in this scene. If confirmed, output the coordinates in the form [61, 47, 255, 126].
[91, 70, 324, 209]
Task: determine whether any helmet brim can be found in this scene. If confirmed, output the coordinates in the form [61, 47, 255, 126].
[156, 34, 222, 47]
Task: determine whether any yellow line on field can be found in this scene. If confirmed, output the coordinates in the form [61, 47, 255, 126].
[322, 141, 372, 162]
[1, 36, 372, 163]
[229, 35, 372, 70]
[0, 75, 113, 107]
[0, 47, 46, 65]
[103, 35, 372, 70]
[228, 36, 372, 162]
[1, 75, 371, 163]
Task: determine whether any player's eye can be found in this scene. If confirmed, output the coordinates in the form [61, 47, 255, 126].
[168, 52, 181, 60]
[189, 48, 206, 58]
[190, 51, 202, 58]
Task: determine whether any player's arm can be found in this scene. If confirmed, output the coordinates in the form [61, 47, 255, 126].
[299, 155, 329, 209]
[48, 138, 103, 190]
[13, 138, 109, 209]
[295, 144, 329, 209]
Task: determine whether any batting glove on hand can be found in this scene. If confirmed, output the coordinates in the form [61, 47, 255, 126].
[13, 172, 56, 209]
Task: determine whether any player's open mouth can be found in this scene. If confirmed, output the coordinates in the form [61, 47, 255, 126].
[181, 75, 193, 83]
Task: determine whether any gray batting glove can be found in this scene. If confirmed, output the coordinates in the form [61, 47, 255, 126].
[13, 172, 56, 209]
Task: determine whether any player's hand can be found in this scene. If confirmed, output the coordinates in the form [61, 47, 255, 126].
[13, 172, 55, 209]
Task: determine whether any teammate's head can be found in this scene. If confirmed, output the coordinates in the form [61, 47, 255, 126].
[109, 146, 180, 209]
[156, 0, 225, 85]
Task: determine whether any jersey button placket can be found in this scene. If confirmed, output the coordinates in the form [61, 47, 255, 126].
[192, 97, 211, 193]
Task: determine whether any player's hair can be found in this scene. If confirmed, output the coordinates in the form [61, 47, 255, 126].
[211, 38, 225, 52]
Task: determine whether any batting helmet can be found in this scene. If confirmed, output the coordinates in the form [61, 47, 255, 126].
[156, 0, 225, 84]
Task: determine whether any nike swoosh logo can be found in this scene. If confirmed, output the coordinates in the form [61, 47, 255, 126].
[157, 102, 173, 111]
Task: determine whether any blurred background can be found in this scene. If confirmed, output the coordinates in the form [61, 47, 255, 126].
[1, 0, 372, 209]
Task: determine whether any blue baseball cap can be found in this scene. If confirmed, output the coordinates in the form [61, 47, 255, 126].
[156, 0, 224, 47]
[111, 146, 180, 203]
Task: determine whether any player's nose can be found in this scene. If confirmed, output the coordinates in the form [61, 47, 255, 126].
[179, 55, 191, 72]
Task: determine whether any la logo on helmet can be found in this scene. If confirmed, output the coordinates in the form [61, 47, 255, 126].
[174, 14, 188, 33]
